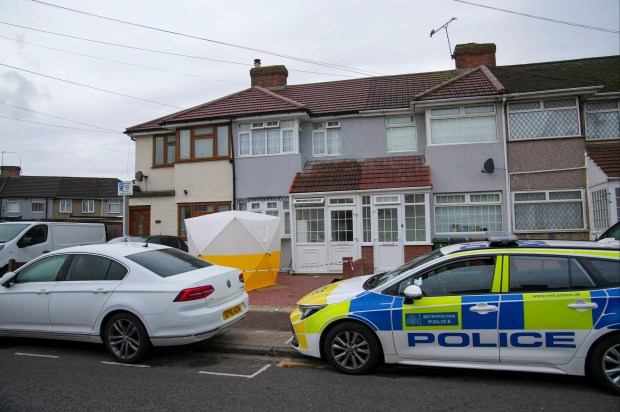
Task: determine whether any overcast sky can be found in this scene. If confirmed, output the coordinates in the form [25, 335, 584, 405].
[1, 0, 619, 181]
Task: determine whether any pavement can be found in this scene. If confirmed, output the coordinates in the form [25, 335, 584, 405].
[198, 273, 340, 358]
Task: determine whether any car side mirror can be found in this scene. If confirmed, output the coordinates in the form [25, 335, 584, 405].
[1, 272, 17, 288]
[18, 236, 33, 248]
[403, 284, 423, 304]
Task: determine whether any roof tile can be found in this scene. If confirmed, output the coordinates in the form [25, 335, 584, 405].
[587, 143, 620, 177]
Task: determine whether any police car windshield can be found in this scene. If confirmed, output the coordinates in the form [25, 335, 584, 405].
[365, 249, 443, 289]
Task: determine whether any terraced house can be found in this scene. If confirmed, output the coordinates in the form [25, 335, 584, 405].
[125, 43, 620, 274]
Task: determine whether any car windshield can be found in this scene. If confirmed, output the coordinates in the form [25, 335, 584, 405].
[0, 223, 30, 242]
[126, 248, 212, 277]
[364, 249, 444, 290]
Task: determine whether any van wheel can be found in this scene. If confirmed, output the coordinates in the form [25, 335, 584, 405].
[103, 313, 151, 364]
[588, 334, 620, 395]
[323, 322, 380, 375]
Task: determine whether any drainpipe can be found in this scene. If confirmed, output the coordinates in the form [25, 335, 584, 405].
[229, 120, 236, 209]
[501, 96, 512, 232]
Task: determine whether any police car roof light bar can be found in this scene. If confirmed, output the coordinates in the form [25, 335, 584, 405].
[485, 231, 519, 247]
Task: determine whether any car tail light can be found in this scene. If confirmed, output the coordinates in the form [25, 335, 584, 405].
[239, 273, 245, 283]
[174, 285, 214, 302]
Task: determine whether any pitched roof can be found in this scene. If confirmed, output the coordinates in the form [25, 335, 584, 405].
[126, 55, 619, 133]
[289, 156, 432, 194]
[0, 176, 121, 198]
[586, 143, 620, 177]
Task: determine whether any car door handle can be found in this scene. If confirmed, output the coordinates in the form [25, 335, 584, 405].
[36, 289, 51, 295]
[92, 288, 110, 294]
[568, 300, 598, 311]
[469, 303, 498, 313]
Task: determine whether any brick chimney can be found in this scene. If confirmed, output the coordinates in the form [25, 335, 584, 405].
[453, 43, 496, 69]
[0, 166, 21, 177]
[250, 59, 288, 88]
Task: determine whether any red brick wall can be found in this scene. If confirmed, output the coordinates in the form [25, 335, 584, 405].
[250, 66, 288, 88]
[453, 43, 496, 69]
[362, 246, 374, 274]
[342, 257, 365, 279]
[404, 245, 433, 262]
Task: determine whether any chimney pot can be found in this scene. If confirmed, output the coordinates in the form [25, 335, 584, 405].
[254, 59, 261, 68]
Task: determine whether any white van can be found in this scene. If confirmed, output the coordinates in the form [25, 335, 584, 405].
[0, 222, 107, 273]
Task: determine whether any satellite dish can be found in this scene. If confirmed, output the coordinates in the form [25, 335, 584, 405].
[135, 171, 147, 182]
[482, 158, 495, 174]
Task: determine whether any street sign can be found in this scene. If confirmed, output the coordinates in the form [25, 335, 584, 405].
[118, 181, 133, 196]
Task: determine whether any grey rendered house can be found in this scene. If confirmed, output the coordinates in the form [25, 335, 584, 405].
[125, 43, 619, 274]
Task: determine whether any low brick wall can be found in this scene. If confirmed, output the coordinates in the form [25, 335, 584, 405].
[342, 257, 365, 279]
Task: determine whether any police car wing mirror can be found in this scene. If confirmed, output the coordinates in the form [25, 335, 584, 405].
[403, 285, 423, 304]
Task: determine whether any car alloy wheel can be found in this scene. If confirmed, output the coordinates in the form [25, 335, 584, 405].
[588, 334, 620, 395]
[104, 313, 150, 364]
[324, 322, 380, 375]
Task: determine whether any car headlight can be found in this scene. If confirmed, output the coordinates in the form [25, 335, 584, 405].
[298, 304, 327, 320]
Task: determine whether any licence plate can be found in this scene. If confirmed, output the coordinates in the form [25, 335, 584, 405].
[222, 304, 243, 320]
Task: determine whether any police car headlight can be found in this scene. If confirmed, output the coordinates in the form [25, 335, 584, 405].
[298, 304, 326, 320]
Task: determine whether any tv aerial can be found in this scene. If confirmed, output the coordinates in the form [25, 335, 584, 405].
[430, 17, 457, 60]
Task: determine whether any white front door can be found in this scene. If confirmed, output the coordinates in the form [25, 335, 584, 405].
[374, 206, 403, 272]
[328, 208, 357, 271]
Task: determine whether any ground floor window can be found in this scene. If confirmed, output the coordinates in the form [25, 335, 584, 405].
[178, 202, 231, 238]
[591, 189, 610, 230]
[82, 199, 95, 214]
[513, 190, 585, 231]
[434, 192, 502, 234]
[405, 194, 426, 241]
[6, 199, 20, 213]
[237, 198, 291, 235]
[296, 209, 324, 243]
[59, 199, 72, 214]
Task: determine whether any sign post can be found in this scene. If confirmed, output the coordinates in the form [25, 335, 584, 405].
[118, 181, 133, 237]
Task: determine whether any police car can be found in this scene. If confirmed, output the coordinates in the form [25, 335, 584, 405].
[289, 233, 620, 395]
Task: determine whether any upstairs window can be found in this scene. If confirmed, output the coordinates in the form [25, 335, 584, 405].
[238, 120, 295, 157]
[31, 200, 45, 213]
[429, 105, 496, 144]
[108, 200, 121, 214]
[178, 124, 230, 162]
[6, 199, 20, 213]
[386, 116, 417, 152]
[585, 100, 620, 140]
[82, 199, 95, 214]
[508, 99, 580, 140]
[153, 134, 176, 166]
[59, 199, 72, 214]
[313, 121, 341, 156]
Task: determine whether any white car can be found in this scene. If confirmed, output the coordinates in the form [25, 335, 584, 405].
[0, 243, 248, 363]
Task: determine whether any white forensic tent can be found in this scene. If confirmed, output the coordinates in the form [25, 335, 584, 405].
[185, 211, 283, 291]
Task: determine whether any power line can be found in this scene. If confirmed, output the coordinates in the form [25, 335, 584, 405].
[453, 0, 620, 34]
[27, 0, 385, 76]
[0, 34, 244, 85]
[0, 22, 359, 79]
[0, 114, 121, 133]
[0, 62, 184, 109]
[0, 101, 121, 133]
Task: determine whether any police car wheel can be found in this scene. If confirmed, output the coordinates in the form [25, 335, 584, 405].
[588, 334, 620, 395]
[324, 322, 380, 375]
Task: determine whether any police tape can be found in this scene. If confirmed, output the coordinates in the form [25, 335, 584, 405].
[229, 260, 355, 273]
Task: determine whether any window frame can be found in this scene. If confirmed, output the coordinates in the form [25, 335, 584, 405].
[178, 202, 231, 239]
[107, 200, 121, 214]
[295, 208, 325, 244]
[176, 124, 230, 163]
[237, 199, 291, 236]
[427, 104, 497, 145]
[31, 199, 45, 214]
[59, 199, 72, 214]
[512, 189, 586, 232]
[434, 192, 503, 235]
[312, 121, 342, 157]
[584, 100, 620, 141]
[237, 119, 296, 157]
[153, 133, 176, 167]
[507, 98, 581, 141]
[82, 199, 95, 214]
[386, 116, 417, 152]
[6, 199, 20, 213]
